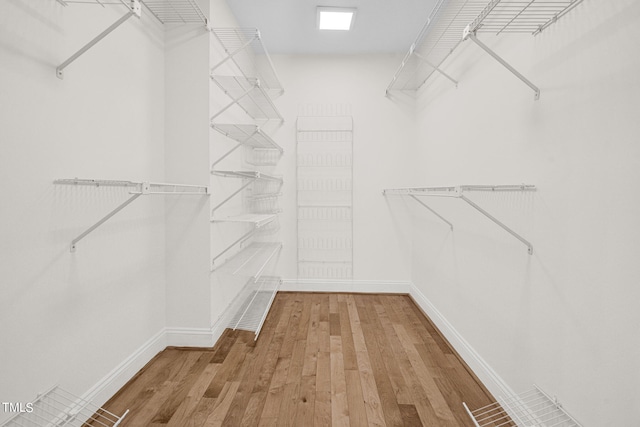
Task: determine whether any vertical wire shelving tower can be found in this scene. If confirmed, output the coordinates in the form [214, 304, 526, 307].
[209, 28, 284, 339]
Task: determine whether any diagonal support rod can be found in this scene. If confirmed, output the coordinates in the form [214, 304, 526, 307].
[410, 195, 454, 230]
[459, 194, 533, 255]
[70, 193, 142, 252]
[414, 52, 458, 87]
[465, 32, 540, 100]
[211, 178, 257, 213]
[56, 1, 141, 79]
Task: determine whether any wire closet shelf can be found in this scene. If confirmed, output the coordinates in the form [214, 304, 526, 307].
[55, 0, 207, 78]
[463, 385, 582, 427]
[386, 0, 586, 95]
[210, 28, 284, 98]
[55, 178, 208, 251]
[384, 184, 536, 254]
[223, 276, 282, 339]
[0, 385, 128, 427]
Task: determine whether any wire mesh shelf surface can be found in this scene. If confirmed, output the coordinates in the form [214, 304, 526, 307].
[211, 28, 283, 97]
[1, 386, 128, 427]
[467, 0, 585, 35]
[211, 76, 283, 121]
[463, 386, 582, 427]
[211, 124, 283, 152]
[212, 213, 277, 228]
[386, 0, 489, 93]
[213, 241, 282, 275]
[224, 276, 281, 338]
[141, 0, 207, 24]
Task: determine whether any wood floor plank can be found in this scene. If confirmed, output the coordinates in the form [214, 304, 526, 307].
[357, 296, 404, 427]
[330, 336, 350, 427]
[100, 293, 497, 427]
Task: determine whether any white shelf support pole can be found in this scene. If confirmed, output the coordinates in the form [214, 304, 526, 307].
[465, 31, 540, 100]
[414, 52, 459, 87]
[459, 194, 534, 255]
[70, 192, 142, 252]
[56, 0, 141, 79]
[410, 195, 454, 230]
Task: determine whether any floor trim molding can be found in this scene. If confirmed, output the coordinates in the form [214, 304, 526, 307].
[280, 279, 412, 293]
[408, 282, 515, 400]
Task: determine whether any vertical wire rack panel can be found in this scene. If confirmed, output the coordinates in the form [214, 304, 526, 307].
[463, 386, 582, 427]
[296, 114, 354, 279]
[386, 0, 489, 94]
[1, 386, 128, 427]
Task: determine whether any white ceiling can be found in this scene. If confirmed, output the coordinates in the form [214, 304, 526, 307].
[223, 0, 438, 55]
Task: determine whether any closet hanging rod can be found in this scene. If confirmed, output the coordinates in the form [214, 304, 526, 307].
[384, 184, 536, 254]
[55, 178, 208, 252]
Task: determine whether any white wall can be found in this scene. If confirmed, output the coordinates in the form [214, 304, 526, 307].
[164, 10, 212, 337]
[408, 1, 640, 425]
[0, 0, 166, 421]
[272, 53, 417, 283]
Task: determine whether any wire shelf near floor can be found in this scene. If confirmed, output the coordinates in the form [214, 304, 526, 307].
[466, 0, 586, 35]
[224, 276, 281, 339]
[211, 76, 283, 122]
[211, 28, 283, 98]
[463, 385, 582, 427]
[141, 0, 207, 24]
[0, 386, 129, 427]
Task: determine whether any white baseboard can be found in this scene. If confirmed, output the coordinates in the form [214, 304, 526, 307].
[280, 279, 411, 294]
[408, 282, 515, 400]
[83, 328, 167, 409]
[83, 320, 228, 410]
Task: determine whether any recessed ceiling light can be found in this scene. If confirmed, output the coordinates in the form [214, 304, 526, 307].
[317, 7, 356, 31]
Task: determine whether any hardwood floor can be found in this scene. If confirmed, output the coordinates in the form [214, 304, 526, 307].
[99, 293, 496, 426]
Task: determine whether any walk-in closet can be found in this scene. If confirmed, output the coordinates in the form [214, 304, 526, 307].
[1, 0, 639, 426]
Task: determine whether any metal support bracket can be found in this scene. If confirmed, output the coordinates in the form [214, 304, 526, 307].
[410, 195, 454, 230]
[211, 178, 257, 213]
[464, 30, 540, 100]
[70, 193, 142, 252]
[56, 0, 141, 79]
[414, 52, 459, 87]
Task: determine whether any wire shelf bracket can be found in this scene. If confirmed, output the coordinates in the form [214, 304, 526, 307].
[0, 385, 129, 427]
[210, 170, 282, 213]
[211, 124, 283, 168]
[55, 178, 209, 252]
[56, 0, 141, 79]
[384, 184, 536, 255]
[463, 384, 582, 427]
[210, 28, 283, 98]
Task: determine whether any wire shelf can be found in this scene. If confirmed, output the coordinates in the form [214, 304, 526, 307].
[212, 213, 277, 228]
[211, 124, 283, 152]
[1, 386, 128, 427]
[141, 0, 207, 24]
[463, 385, 582, 427]
[467, 0, 585, 35]
[224, 276, 281, 339]
[213, 242, 282, 276]
[211, 76, 283, 122]
[386, 0, 489, 94]
[210, 28, 283, 98]
[211, 170, 282, 182]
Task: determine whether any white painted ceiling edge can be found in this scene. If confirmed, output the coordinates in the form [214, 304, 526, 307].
[223, 0, 439, 54]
